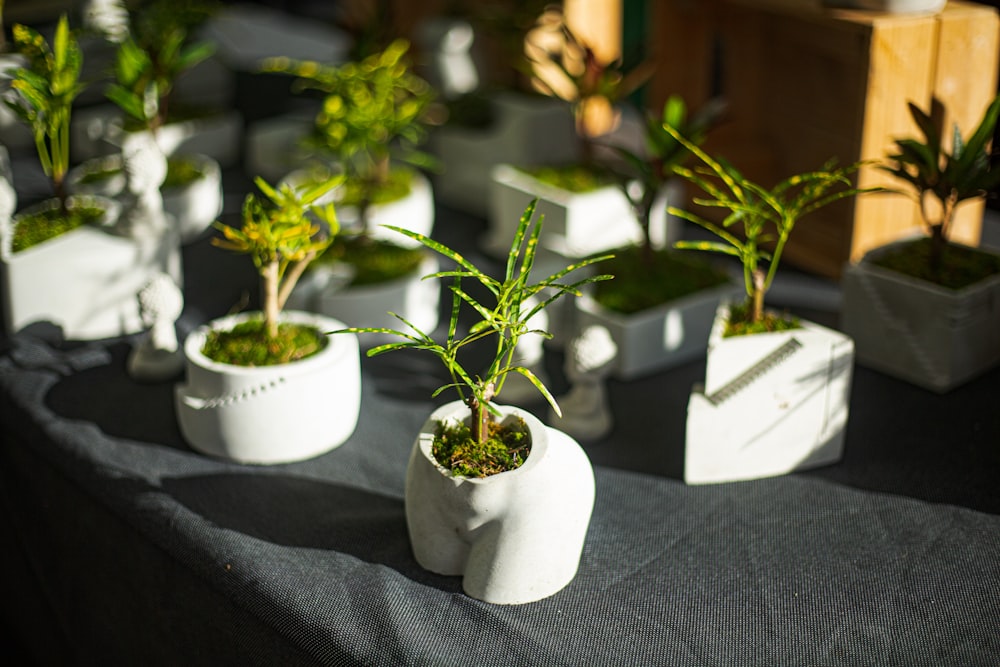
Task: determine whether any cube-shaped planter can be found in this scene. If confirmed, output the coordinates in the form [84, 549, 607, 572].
[684, 303, 855, 484]
[576, 281, 740, 380]
[1, 196, 181, 340]
[431, 92, 578, 217]
[488, 164, 642, 259]
[840, 240, 1000, 392]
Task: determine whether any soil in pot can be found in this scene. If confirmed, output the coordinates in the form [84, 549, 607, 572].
[870, 238, 1000, 290]
[434, 415, 530, 478]
[320, 235, 426, 287]
[338, 167, 414, 208]
[723, 301, 801, 338]
[519, 163, 617, 193]
[593, 246, 731, 315]
[201, 317, 328, 366]
[162, 155, 207, 190]
[11, 204, 110, 253]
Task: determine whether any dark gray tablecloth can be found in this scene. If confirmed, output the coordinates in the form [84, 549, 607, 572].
[2, 205, 999, 665]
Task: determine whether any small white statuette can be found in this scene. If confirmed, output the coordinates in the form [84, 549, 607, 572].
[82, 0, 131, 43]
[552, 324, 617, 441]
[0, 146, 17, 259]
[127, 273, 185, 381]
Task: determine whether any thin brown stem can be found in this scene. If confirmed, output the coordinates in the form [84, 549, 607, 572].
[262, 260, 280, 339]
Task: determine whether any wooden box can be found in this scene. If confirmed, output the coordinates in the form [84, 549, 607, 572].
[649, 0, 1000, 278]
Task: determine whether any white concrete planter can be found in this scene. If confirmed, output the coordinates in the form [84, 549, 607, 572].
[174, 311, 361, 464]
[310, 254, 441, 338]
[431, 92, 578, 216]
[67, 153, 224, 244]
[72, 104, 244, 167]
[576, 280, 740, 380]
[684, 303, 855, 485]
[488, 164, 642, 258]
[337, 170, 436, 247]
[161, 154, 224, 244]
[405, 400, 595, 604]
[840, 240, 1000, 392]
[1, 195, 180, 340]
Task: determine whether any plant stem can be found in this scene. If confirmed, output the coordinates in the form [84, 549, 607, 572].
[262, 260, 280, 339]
[467, 382, 495, 445]
[750, 267, 765, 324]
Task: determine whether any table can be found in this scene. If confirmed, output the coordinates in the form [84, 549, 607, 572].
[2, 202, 999, 666]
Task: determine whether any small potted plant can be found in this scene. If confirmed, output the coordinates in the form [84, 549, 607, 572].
[67, 33, 224, 244]
[487, 9, 653, 259]
[575, 95, 737, 379]
[665, 124, 869, 484]
[332, 199, 612, 604]
[841, 95, 1000, 392]
[264, 40, 442, 336]
[0, 15, 170, 340]
[72, 0, 241, 166]
[174, 174, 362, 464]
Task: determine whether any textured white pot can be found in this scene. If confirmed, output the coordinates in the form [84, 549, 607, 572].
[684, 303, 855, 484]
[161, 154, 224, 244]
[174, 311, 361, 464]
[576, 280, 739, 380]
[312, 254, 441, 337]
[1, 195, 180, 340]
[405, 400, 595, 604]
[840, 240, 1000, 392]
[488, 164, 642, 258]
[432, 92, 578, 216]
[336, 170, 436, 247]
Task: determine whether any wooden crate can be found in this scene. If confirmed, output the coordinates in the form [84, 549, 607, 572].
[649, 0, 1000, 278]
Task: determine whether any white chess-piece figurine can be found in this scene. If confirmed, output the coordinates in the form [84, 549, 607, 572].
[417, 18, 480, 99]
[551, 325, 618, 441]
[127, 272, 185, 381]
[121, 131, 169, 237]
[82, 0, 131, 43]
[0, 145, 18, 259]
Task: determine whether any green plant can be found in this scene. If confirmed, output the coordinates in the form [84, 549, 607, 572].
[5, 15, 84, 210]
[665, 124, 869, 331]
[880, 95, 1000, 274]
[262, 39, 437, 233]
[104, 27, 214, 134]
[212, 174, 341, 341]
[612, 94, 723, 263]
[332, 200, 612, 472]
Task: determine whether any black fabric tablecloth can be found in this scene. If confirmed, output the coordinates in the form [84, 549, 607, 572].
[2, 205, 999, 666]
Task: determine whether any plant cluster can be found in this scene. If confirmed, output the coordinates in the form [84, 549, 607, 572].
[879, 95, 1000, 277]
[212, 175, 341, 344]
[262, 40, 437, 231]
[665, 124, 869, 332]
[5, 15, 84, 210]
[333, 200, 612, 474]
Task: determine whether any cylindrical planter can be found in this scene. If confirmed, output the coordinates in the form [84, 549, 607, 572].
[405, 400, 595, 604]
[161, 154, 224, 244]
[174, 311, 361, 464]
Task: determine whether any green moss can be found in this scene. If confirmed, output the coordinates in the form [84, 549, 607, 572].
[163, 155, 206, 189]
[11, 205, 107, 253]
[593, 246, 731, 315]
[871, 238, 1000, 290]
[78, 164, 123, 185]
[201, 318, 328, 366]
[520, 164, 617, 193]
[433, 416, 530, 477]
[339, 168, 413, 207]
[724, 301, 800, 338]
[322, 235, 425, 287]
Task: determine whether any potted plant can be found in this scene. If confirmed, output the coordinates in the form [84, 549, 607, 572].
[0, 15, 172, 340]
[665, 124, 868, 484]
[487, 10, 653, 259]
[331, 199, 612, 604]
[174, 173, 362, 464]
[72, 0, 241, 166]
[263, 40, 442, 336]
[575, 95, 738, 379]
[841, 95, 1000, 392]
